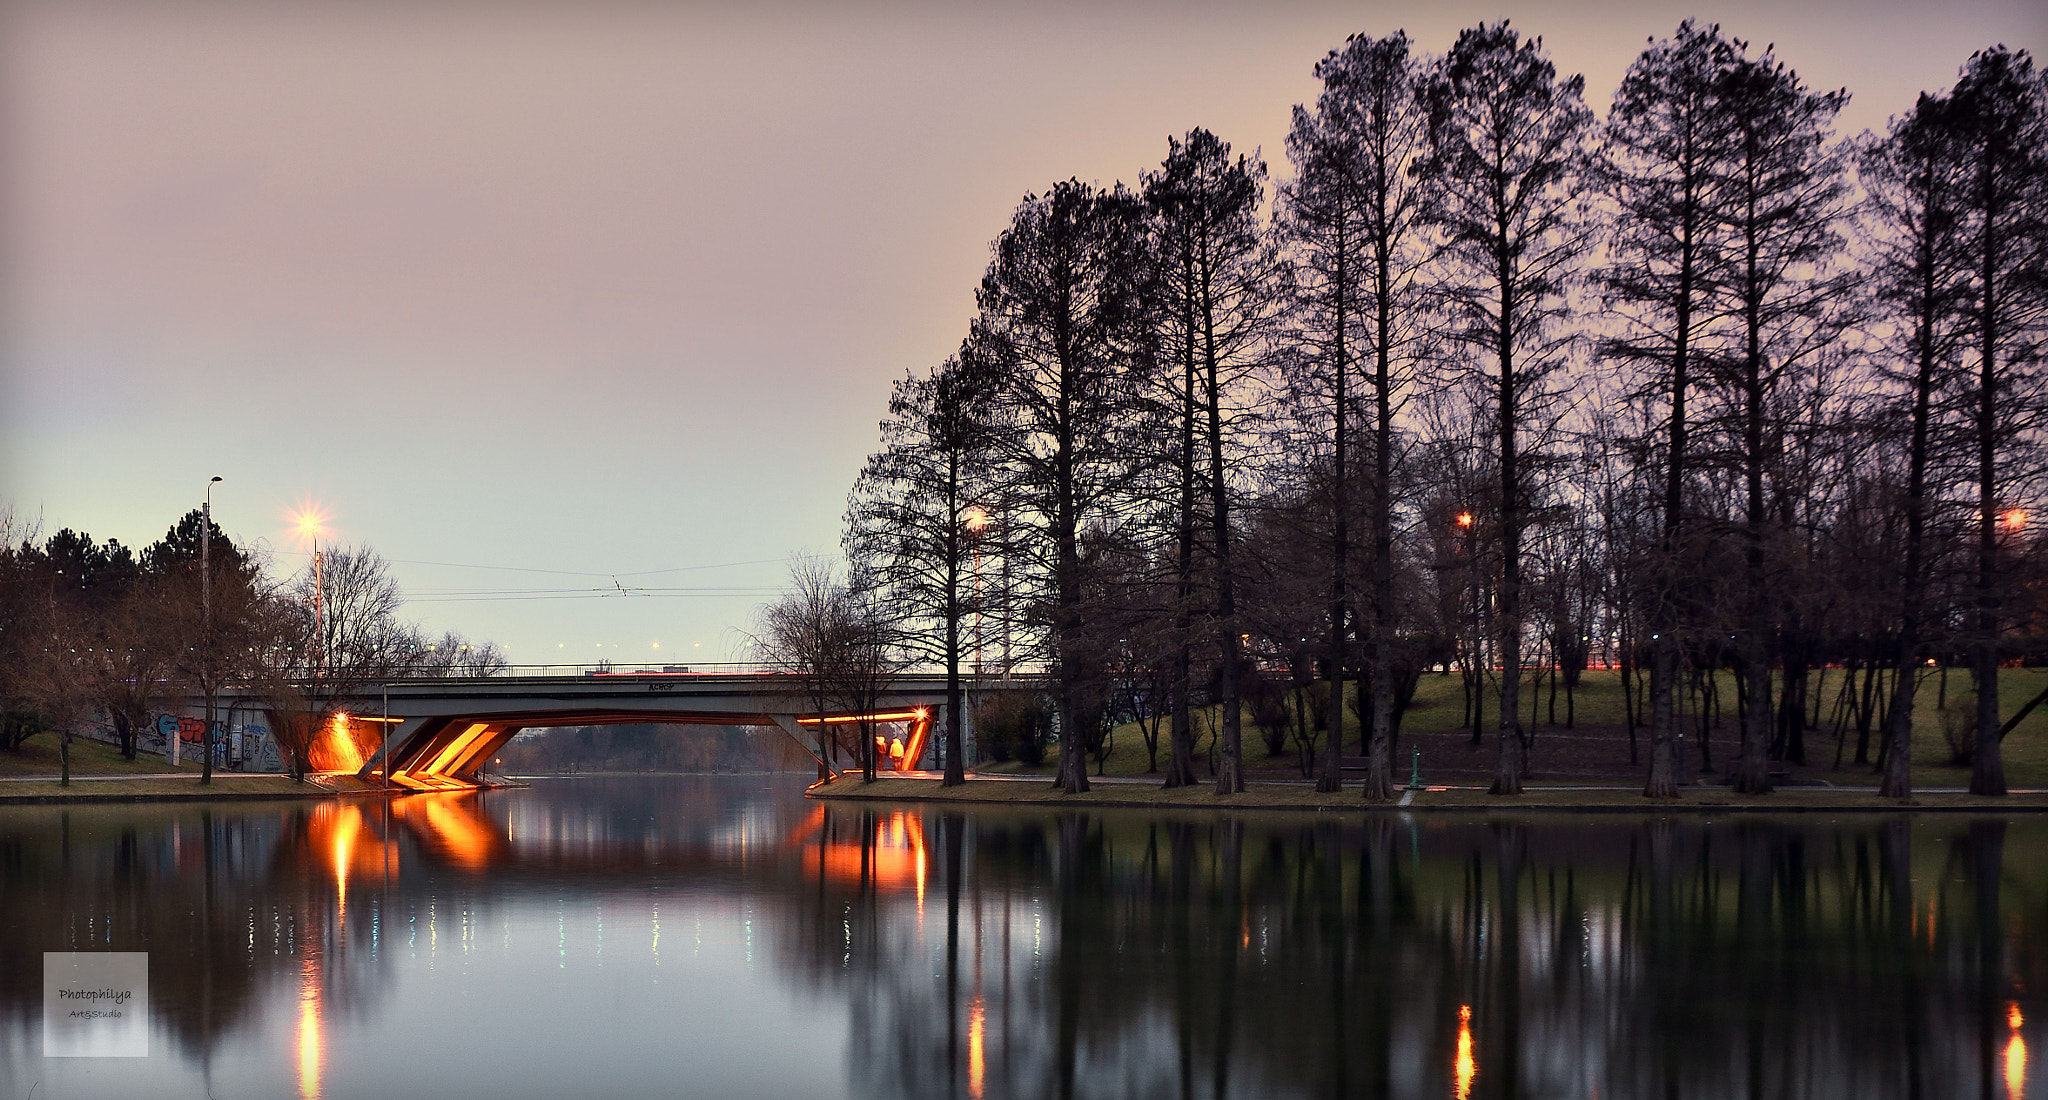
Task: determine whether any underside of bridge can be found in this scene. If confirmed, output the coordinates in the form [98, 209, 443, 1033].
[366, 708, 935, 791]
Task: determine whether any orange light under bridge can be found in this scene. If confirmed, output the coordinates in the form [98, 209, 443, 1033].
[798, 708, 934, 774]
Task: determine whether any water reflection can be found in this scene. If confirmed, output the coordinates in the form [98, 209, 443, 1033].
[791, 808, 2048, 1100]
[297, 955, 322, 1100]
[0, 780, 2044, 1100]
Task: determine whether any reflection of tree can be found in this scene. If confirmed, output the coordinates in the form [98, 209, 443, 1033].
[771, 807, 2048, 1100]
[6, 786, 2048, 1099]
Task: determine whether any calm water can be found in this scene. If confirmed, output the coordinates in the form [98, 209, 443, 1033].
[1, 776, 2043, 1099]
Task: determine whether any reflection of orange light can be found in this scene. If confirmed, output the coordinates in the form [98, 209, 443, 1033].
[1455, 1004, 1476, 1100]
[398, 793, 501, 872]
[968, 993, 986, 1099]
[306, 803, 395, 888]
[810, 810, 928, 893]
[2008, 1033, 2027, 1099]
[2012, 1003, 2026, 1030]
[330, 803, 362, 923]
[297, 958, 322, 1100]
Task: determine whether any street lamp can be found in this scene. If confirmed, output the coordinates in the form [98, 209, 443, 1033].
[293, 508, 327, 676]
[965, 507, 988, 679]
[963, 506, 990, 769]
[200, 476, 222, 782]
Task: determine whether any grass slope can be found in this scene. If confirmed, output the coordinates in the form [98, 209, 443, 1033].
[977, 666, 2048, 788]
[0, 737, 199, 778]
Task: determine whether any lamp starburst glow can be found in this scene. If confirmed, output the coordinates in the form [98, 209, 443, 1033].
[287, 500, 331, 548]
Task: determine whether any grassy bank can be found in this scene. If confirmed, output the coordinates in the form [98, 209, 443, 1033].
[0, 737, 199, 778]
[0, 773, 363, 804]
[972, 666, 2048, 787]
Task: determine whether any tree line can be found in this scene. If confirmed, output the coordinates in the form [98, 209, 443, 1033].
[797, 21, 2048, 801]
[0, 508, 504, 782]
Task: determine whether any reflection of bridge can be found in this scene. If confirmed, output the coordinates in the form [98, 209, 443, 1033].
[320, 673, 1014, 791]
[300, 788, 931, 893]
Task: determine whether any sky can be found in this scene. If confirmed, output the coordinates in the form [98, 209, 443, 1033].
[2, 0, 2042, 667]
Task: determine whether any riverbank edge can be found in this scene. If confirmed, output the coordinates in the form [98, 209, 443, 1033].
[0, 774, 395, 805]
[808, 776, 2048, 813]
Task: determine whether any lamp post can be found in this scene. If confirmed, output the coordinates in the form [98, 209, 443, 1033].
[293, 510, 327, 677]
[965, 506, 988, 769]
[965, 507, 987, 680]
[1455, 509, 1478, 744]
[200, 476, 222, 783]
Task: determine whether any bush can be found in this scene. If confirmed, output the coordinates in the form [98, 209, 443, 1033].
[975, 692, 1053, 766]
[1942, 691, 1977, 764]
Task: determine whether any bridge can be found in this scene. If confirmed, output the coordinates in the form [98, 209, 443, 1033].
[294, 671, 1014, 791]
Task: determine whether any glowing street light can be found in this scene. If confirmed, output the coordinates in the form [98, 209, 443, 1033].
[2005, 509, 2027, 531]
[290, 506, 330, 676]
[1456, 511, 1474, 528]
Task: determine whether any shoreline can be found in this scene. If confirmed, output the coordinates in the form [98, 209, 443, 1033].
[807, 775, 2048, 813]
[0, 773, 394, 805]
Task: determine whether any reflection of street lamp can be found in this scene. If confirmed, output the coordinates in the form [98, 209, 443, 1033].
[200, 476, 223, 781]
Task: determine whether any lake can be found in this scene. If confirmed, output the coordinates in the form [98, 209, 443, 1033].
[0, 775, 2040, 1099]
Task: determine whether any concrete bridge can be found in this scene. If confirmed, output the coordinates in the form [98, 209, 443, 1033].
[323, 672, 1010, 791]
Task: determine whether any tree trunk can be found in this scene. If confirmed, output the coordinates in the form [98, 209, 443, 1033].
[1166, 279, 1201, 790]
[1206, 273, 1245, 796]
[1969, 140, 2007, 796]
[1490, 266, 1524, 796]
[1645, 641, 1680, 797]
[1362, 245, 1398, 802]
[1322, 222, 1350, 796]
[1882, 187, 1942, 803]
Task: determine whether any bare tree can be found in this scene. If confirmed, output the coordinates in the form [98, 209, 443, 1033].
[1418, 22, 1594, 794]
[1949, 49, 2048, 795]
[755, 554, 859, 779]
[846, 352, 1002, 786]
[753, 555, 902, 782]
[1283, 32, 1431, 800]
[257, 545, 462, 778]
[1145, 129, 1285, 795]
[978, 180, 1151, 795]
[1595, 21, 1742, 797]
[1703, 41, 1855, 794]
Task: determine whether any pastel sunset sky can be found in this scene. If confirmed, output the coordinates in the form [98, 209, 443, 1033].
[3, 0, 2040, 664]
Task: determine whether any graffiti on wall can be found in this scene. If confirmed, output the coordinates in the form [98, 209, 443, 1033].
[155, 713, 220, 746]
[141, 712, 283, 772]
